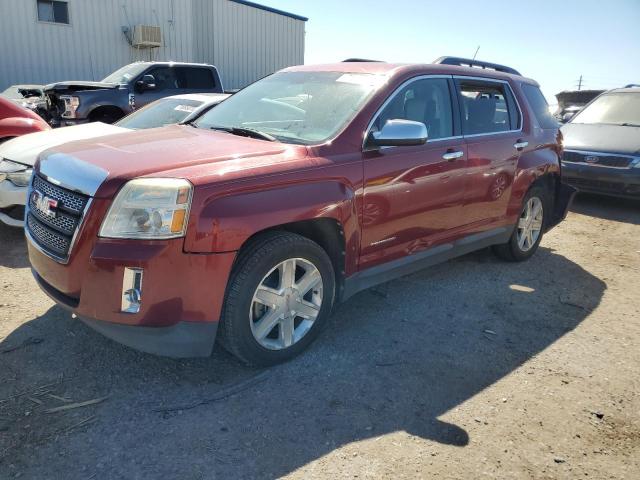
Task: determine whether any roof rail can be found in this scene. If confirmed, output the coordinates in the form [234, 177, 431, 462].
[342, 58, 384, 63]
[433, 56, 521, 76]
[624, 83, 640, 88]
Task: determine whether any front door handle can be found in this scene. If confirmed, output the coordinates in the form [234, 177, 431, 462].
[442, 150, 464, 161]
[514, 140, 529, 150]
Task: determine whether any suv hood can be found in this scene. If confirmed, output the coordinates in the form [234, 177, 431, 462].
[44, 81, 119, 93]
[36, 125, 309, 198]
[0, 122, 129, 167]
[561, 123, 640, 155]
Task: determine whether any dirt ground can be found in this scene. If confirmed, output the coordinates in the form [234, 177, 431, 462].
[0, 193, 638, 479]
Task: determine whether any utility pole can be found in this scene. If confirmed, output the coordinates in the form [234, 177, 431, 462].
[577, 75, 583, 91]
[472, 46, 480, 60]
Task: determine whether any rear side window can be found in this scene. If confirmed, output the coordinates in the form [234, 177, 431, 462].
[457, 80, 520, 135]
[521, 84, 558, 129]
[372, 77, 454, 140]
[176, 68, 216, 90]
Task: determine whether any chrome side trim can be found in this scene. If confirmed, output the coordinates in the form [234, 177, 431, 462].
[39, 152, 108, 196]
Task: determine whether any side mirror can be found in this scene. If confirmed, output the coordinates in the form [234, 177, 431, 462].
[369, 119, 428, 147]
[562, 112, 575, 123]
[135, 74, 156, 92]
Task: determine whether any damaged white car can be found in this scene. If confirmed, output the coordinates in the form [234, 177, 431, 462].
[0, 93, 228, 226]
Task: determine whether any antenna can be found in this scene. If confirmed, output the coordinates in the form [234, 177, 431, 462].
[472, 46, 480, 60]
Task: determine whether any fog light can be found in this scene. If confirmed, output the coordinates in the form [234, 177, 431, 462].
[121, 267, 143, 313]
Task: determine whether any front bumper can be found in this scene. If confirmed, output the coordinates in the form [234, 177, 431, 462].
[561, 161, 640, 199]
[0, 180, 27, 227]
[48, 117, 90, 128]
[28, 234, 237, 358]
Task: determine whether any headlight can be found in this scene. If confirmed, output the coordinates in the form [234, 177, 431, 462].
[60, 95, 80, 118]
[99, 178, 193, 239]
[632, 158, 640, 169]
[0, 159, 33, 187]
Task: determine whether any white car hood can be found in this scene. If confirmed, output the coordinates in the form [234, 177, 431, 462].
[0, 122, 129, 167]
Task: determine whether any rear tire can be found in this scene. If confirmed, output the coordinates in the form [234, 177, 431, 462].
[493, 185, 548, 262]
[218, 231, 336, 367]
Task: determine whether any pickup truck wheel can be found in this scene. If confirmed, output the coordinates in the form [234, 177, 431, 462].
[219, 232, 335, 366]
[493, 186, 548, 262]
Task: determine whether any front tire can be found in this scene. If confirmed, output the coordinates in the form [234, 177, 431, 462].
[218, 232, 336, 366]
[493, 186, 548, 262]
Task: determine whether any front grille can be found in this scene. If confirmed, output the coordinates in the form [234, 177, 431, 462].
[26, 174, 90, 261]
[563, 151, 633, 168]
[27, 214, 70, 256]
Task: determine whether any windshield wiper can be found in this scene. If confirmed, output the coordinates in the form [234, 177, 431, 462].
[208, 126, 277, 142]
[619, 123, 640, 127]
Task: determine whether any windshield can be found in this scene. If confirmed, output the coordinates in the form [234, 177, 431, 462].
[194, 71, 385, 144]
[116, 98, 204, 130]
[102, 64, 147, 84]
[571, 92, 640, 126]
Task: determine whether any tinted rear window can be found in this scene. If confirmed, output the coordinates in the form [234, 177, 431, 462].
[522, 84, 558, 129]
[176, 68, 216, 90]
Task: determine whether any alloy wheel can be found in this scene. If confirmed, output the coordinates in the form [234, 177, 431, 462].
[516, 196, 543, 252]
[249, 258, 324, 350]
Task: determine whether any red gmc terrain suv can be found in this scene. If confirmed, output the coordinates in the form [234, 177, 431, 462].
[26, 57, 576, 366]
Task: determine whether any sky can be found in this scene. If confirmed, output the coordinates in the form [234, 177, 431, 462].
[262, 0, 640, 104]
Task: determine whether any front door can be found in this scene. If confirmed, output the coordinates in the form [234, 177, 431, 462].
[132, 66, 182, 110]
[360, 76, 468, 270]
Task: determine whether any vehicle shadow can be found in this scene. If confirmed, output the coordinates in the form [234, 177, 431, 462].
[570, 192, 640, 225]
[0, 222, 28, 268]
[0, 246, 605, 479]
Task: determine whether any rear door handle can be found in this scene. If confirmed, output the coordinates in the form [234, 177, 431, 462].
[514, 140, 529, 150]
[442, 150, 464, 161]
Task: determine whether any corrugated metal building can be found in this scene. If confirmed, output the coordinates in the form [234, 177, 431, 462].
[0, 0, 307, 90]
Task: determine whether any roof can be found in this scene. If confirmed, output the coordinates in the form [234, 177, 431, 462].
[607, 87, 640, 94]
[229, 0, 308, 21]
[130, 61, 216, 68]
[283, 62, 538, 84]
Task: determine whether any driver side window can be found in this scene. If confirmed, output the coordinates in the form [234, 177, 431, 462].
[374, 78, 453, 140]
[143, 67, 178, 91]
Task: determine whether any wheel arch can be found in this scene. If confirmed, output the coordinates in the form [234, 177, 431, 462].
[236, 218, 347, 299]
[184, 180, 360, 278]
[87, 105, 125, 123]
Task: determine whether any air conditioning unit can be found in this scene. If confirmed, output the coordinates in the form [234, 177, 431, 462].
[132, 25, 162, 48]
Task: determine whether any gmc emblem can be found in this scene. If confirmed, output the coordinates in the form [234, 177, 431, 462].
[32, 190, 58, 217]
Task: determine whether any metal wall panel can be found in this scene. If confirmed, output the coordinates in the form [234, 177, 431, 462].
[0, 0, 305, 90]
[193, 0, 305, 89]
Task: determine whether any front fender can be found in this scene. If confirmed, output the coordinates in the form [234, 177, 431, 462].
[184, 180, 358, 254]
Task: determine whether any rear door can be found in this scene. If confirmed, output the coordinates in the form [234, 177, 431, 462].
[455, 77, 525, 227]
[175, 67, 218, 93]
[360, 76, 468, 269]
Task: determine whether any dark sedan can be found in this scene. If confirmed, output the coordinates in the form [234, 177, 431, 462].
[561, 87, 640, 199]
